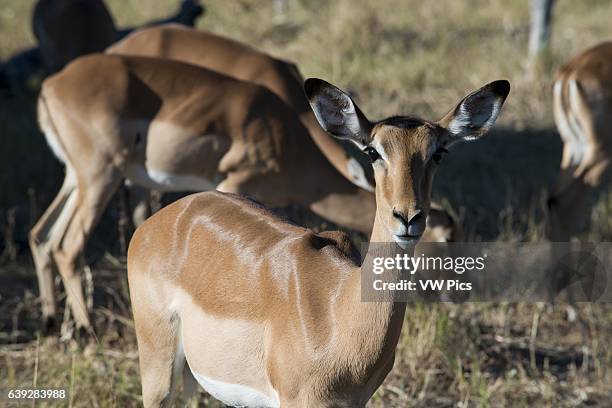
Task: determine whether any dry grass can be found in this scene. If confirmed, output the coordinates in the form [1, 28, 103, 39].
[2, 266, 610, 407]
[1, 0, 612, 407]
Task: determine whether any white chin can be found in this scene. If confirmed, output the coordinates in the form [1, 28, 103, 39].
[393, 235, 420, 250]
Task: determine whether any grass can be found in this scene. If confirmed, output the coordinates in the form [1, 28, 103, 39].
[2, 269, 610, 407]
[1, 0, 612, 406]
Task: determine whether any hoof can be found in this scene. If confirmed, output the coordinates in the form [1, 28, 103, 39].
[74, 326, 94, 344]
[59, 316, 95, 343]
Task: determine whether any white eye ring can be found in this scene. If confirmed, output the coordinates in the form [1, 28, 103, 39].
[370, 140, 389, 162]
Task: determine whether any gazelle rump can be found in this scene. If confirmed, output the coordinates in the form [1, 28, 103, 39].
[549, 42, 612, 241]
[127, 78, 509, 407]
[30, 54, 367, 331]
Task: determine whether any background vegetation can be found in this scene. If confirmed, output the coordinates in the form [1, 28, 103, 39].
[0, 0, 611, 406]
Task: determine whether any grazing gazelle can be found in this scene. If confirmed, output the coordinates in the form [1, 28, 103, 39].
[30, 53, 375, 331]
[549, 42, 612, 241]
[107, 24, 375, 195]
[127, 78, 509, 407]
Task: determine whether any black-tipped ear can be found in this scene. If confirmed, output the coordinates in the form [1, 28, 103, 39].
[304, 78, 372, 147]
[439, 80, 510, 144]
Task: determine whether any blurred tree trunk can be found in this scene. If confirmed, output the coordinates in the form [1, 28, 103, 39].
[528, 0, 556, 60]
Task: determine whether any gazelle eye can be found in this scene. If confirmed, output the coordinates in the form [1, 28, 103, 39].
[432, 147, 448, 164]
[363, 146, 380, 162]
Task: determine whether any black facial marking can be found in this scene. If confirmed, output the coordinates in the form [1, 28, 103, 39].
[379, 116, 427, 129]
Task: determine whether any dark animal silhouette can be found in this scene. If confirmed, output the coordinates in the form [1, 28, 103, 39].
[1, 0, 204, 92]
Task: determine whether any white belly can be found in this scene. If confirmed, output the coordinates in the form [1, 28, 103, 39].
[190, 370, 279, 408]
[124, 165, 217, 192]
[175, 292, 279, 407]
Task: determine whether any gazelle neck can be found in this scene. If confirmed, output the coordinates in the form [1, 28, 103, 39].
[356, 210, 411, 302]
[331, 211, 408, 392]
[368, 210, 396, 244]
[341, 205, 408, 294]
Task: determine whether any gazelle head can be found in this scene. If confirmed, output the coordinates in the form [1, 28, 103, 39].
[305, 78, 509, 247]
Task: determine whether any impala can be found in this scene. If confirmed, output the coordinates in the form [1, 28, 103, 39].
[549, 42, 612, 241]
[127, 78, 509, 407]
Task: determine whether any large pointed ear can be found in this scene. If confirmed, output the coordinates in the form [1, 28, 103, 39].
[438, 80, 510, 145]
[304, 78, 372, 147]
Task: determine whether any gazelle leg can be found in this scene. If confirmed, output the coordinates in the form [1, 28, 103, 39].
[29, 170, 77, 329]
[136, 316, 182, 408]
[182, 362, 199, 406]
[52, 169, 122, 329]
[129, 273, 183, 407]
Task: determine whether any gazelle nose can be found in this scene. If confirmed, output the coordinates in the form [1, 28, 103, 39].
[393, 209, 425, 236]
